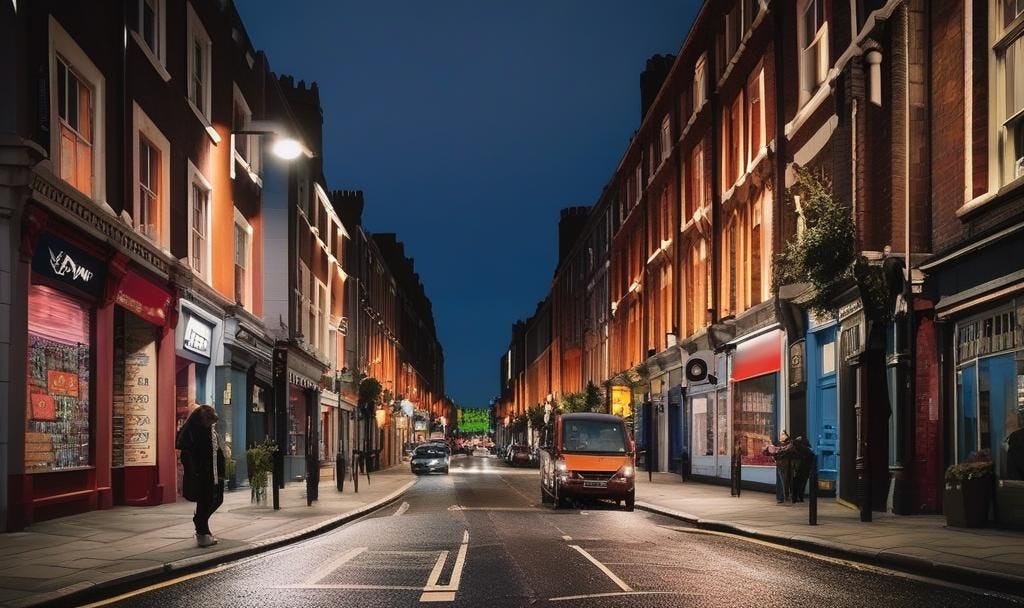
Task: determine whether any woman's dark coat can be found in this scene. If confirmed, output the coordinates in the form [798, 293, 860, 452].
[175, 410, 225, 502]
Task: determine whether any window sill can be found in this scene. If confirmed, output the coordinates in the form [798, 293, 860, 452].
[956, 176, 1024, 218]
[187, 100, 221, 144]
[785, 81, 832, 139]
[129, 31, 171, 82]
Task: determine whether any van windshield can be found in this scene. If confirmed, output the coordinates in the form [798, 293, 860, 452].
[562, 420, 627, 454]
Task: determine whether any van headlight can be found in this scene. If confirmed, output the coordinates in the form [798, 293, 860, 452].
[618, 465, 634, 478]
[555, 459, 568, 473]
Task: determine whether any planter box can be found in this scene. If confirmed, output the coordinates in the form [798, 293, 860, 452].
[996, 479, 1024, 531]
[944, 477, 993, 528]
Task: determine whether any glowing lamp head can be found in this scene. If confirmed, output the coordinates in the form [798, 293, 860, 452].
[272, 137, 303, 160]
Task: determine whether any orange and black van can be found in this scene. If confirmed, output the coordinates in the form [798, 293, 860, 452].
[538, 413, 635, 510]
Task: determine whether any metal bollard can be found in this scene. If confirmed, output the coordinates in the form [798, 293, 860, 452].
[352, 450, 360, 493]
[337, 454, 345, 492]
[272, 450, 282, 510]
[809, 454, 818, 526]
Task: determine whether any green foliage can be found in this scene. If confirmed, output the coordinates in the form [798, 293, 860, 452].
[584, 382, 603, 412]
[527, 404, 547, 430]
[457, 408, 490, 433]
[559, 392, 587, 414]
[359, 377, 383, 406]
[945, 461, 993, 483]
[246, 437, 278, 505]
[775, 169, 858, 316]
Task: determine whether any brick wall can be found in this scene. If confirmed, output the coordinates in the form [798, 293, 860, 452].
[929, 0, 965, 251]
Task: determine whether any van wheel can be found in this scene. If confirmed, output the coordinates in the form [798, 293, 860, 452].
[624, 490, 635, 512]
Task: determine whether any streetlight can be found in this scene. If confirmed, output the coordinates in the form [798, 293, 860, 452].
[234, 119, 314, 159]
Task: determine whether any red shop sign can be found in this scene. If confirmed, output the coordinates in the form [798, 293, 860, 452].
[115, 271, 172, 326]
[731, 329, 782, 383]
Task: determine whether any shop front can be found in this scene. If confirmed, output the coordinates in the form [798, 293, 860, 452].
[729, 328, 784, 488]
[688, 353, 729, 481]
[805, 312, 840, 496]
[9, 173, 180, 529]
[220, 310, 273, 487]
[174, 302, 219, 497]
[271, 343, 325, 482]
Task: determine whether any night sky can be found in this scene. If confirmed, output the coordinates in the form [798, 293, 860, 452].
[237, 1, 699, 407]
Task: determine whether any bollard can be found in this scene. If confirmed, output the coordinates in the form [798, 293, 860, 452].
[337, 454, 345, 492]
[352, 450, 360, 493]
[272, 450, 282, 510]
[809, 454, 818, 526]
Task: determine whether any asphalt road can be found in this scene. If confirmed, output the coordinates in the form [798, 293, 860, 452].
[88, 451, 1023, 608]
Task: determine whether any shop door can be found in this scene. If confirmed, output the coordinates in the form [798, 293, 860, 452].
[810, 327, 839, 492]
[668, 402, 682, 473]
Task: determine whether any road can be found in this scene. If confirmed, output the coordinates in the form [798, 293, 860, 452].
[88, 451, 1022, 608]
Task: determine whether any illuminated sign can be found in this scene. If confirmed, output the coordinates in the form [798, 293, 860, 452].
[610, 385, 631, 418]
[183, 315, 212, 358]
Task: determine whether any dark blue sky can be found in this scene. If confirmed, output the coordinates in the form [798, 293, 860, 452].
[237, 1, 698, 407]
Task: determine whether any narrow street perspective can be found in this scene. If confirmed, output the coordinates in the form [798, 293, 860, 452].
[2, 1, 1024, 607]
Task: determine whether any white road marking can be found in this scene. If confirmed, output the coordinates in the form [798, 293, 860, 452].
[568, 544, 632, 592]
[419, 530, 470, 602]
[275, 584, 424, 590]
[393, 501, 410, 516]
[447, 505, 538, 511]
[561, 535, 572, 541]
[549, 591, 689, 601]
[304, 546, 368, 585]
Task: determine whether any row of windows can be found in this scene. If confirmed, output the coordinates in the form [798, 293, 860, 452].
[50, 13, 257, 311]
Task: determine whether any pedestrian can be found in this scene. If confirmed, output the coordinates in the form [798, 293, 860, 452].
[790, 436, 814, 503]
[730, 437, 743, 496]
[763, 430, 795, 504]
[175, 404, 225, 548]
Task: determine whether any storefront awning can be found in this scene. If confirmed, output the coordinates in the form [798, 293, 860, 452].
[114, 271, 173, 327]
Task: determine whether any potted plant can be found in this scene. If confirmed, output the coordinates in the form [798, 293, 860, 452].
[225, 457, 237, 491]
[246, 437, 277, 505]
[944, 452, 994, 528]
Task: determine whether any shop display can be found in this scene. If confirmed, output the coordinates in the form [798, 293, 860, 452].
[25, 284, 91, 473]
[734, 374, 777, 466]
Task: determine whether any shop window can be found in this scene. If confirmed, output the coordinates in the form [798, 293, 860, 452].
[288, 388, 307, 456]
[112, 309, 158, 468]
[26, 284, 92, 473]
[692, 395, 713, 456]
[733, 374, 776, 465]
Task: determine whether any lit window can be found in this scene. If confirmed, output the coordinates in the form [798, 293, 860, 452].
[56, 57, 94, 197]
[188, 164, 211, 280]
[138, 138, 159, 241]
[234, 212, 252, 308]
[660, 114, 672, 160]
[693, 54, 707, 114]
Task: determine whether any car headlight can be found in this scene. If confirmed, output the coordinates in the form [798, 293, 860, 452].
[619, 465, 634, 477]
[555, 459, 568, 473]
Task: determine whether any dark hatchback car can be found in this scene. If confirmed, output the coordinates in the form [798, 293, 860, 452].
[410, 444, 450, 475]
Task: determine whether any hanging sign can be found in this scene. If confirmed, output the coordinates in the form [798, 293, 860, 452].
[32, 233, 105, 297]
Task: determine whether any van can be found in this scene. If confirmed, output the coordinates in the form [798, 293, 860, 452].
[538, 413, 635, 510]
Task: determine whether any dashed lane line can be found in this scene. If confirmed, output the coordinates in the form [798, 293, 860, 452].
[393, 501, 410, 516]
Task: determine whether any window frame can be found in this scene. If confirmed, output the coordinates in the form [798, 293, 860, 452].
[797, 0, 829, 106]
[48, 17, 106, 203]
[231, 84, 262, 183]
[132, 102, 171, 248]
[186, 3, 213, 123]
[130, 0, 169, 80]
[233, 208, 254, 310]
[746, 66, 766, 169]
[187, 161, 213, 281]
[660, 114, 672, 161]
[992, 0, 1024, 186]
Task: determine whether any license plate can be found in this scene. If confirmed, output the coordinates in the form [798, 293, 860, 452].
[583, 481, 607, 488]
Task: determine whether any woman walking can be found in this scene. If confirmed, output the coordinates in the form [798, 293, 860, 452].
[176, 405, 225, 547]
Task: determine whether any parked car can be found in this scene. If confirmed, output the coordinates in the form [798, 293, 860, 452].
[410, 443, 450, 475]
[509, 445, 535, 467]
[538, 413, 635, 510]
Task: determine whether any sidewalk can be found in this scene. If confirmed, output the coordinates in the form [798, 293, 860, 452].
[636, 472, 1024, 593]
[0, 467, 415, 608]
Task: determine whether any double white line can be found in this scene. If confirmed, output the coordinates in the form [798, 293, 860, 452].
[419, 530, 469, 603]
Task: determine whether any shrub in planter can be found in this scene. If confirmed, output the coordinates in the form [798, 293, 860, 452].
[246, 438, 278, 505]
[225, 457, 237, 491]
[944, 458, 994, 528]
